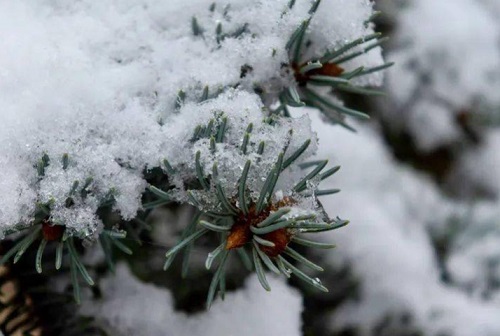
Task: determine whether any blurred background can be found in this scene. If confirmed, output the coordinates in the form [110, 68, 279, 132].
[304, 0, 500, 334]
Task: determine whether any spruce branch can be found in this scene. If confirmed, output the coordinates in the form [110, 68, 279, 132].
[277, 0, 393, 129]
[150, 114, 346, 308]
[0, 157, 135, 303]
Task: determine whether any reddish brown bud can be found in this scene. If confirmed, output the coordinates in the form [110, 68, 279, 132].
[41, 220, 64, 241]
[292, 62, 344, 86]
[225, 197, 297, 256]
[259, 228, 292, 257]
[315, 62, 344, 77]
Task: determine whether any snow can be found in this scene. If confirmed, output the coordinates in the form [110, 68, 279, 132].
[0, 0, 383, 238]
[172, 90, 322, 215]
[81, 263, 303, 336]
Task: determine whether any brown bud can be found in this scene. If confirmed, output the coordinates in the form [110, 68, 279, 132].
[226, 221, 251, 250]
[292, 61, 344, 86]
[41, 220, 64, 241]
[259, 228, 293, 257]
[315, 62, 344, 77]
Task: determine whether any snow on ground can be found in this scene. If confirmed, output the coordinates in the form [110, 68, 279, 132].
[82, 264, 303, 336]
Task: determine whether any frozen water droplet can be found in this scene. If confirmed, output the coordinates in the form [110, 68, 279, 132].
[312, 277, 322, 285]
[206, 252, 216, 269]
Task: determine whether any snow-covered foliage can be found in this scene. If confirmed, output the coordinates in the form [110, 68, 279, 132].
[383, 0, 500, 151]
[0, 0, 383, 239]
[0, 0, 389, 333]
[169, 91, 317, 210]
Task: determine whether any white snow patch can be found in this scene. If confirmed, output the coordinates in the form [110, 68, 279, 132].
[82, 263, 303, 336]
